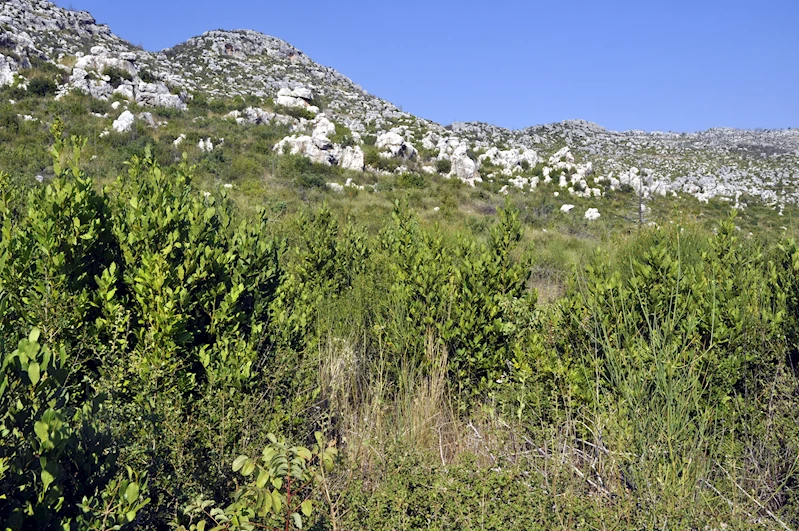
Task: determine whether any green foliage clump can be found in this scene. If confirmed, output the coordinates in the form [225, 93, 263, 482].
[0, 329, 150, 530]
[341, 455, 558, 531]
[377, 201, 535, 396]
[436, 158, 452, 174]
[329, 122, 355, 148]
[137, 68, 157, 84]
[396, 172, 425, 188]
[27, 76, 58, 97]
[364, 146, 401, 172]
[174, 432, 337, 531]
[277, 153, 338, 190]
[102, 66, 133, 88]
[273, 104, 315, 121]
[561, 215, 784, 406]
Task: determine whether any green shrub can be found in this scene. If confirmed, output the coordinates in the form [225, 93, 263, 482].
[560, 215, 786, 407]
[377, 201, 535, 396]
[330, 122, 355, 147]
[153, 105, 184, 119]
[397, 172, 425, 188]
[174, 432, 337, 531]
[364, 146, 401, 172]
[27, 76, 58, 97]
[274, 104, 316, 121]
[138, 68, 157, 83]
[0, 103, 20, 133]
[0, 329, 150, 529]
[436, 158, 452, 174]
[102, 66, 133, 88]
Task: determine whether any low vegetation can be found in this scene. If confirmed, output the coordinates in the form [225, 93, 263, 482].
[1, 90, 799, 531]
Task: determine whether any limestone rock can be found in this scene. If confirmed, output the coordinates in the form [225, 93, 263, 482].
[376, 131, 416, 159]
[112, 110, 134, 133]
[0, 55, 19, 86]
[449, 146, 481, 186]
[585, 208, 601, 221]
[339, 146, 365, 172]
[198, 138, 214, 152]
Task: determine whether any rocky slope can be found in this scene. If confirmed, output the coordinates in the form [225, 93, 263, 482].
[1, 0, 798, 210]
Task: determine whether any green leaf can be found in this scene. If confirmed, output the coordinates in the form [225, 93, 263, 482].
[271, 490, 282, 513]
[125, 482, 139, 502]
[257, 489, 272, 515]
[41, 468, 54, 492]
[301, 500, 312, 517]
[125, 510, 136, 522]
[232, 455, 248, 472]
[34, 421, 49, 442]
[241, 459, 256, 477]
[295, 447, 312, 461]
[29, 328, 40, 343]
[292, 512, 303, 529]
[28, 362, 40, 385]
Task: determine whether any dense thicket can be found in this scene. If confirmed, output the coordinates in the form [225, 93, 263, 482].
[1, 127, 798, 529]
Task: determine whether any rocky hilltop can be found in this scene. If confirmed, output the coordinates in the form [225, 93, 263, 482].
[2, 0, 798, 210]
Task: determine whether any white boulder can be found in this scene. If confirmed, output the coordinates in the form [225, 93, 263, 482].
[584, 208, 601, 221]
[478, 147, 539, 174]
[198, 138, 214, 152]
[112, 110, 135, 133]
[339, 146, 365, 172]
[376, 131, 416, 159]
[276, 86, 316, 112]
[449, 145, 481, 186]
[0, 55, 18, 86]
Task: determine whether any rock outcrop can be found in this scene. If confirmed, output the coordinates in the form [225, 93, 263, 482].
[112, 110, 134, 133]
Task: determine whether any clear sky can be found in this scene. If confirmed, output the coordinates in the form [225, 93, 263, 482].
[53, 0, 798, 132]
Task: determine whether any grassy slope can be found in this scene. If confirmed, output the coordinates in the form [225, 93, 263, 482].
[2, 81, 799, 530]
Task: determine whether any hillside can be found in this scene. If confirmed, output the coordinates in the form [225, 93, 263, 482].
[1, 1, 799, 530]
[1, 0, 798, 210]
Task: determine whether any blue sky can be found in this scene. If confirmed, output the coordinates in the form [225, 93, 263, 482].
[54, 0, 798, 132]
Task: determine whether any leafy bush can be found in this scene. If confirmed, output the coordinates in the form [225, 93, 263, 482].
[103, 66, 133, 88]
[138, 68, 157, 84]
[0, 329, 149, 529]
[329, 123, 355, 148]
[397, 172, 425, 188]
[560, 216, 784, 407]
[436, 158, 452, 174]
[277, 153, 337, 189]
[27, 76, 58, 97]
[378, 201, 535, 395]
[174, 432, 337, 531]
[273, 104, 316, 121]
[364, 146, 401, 172]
